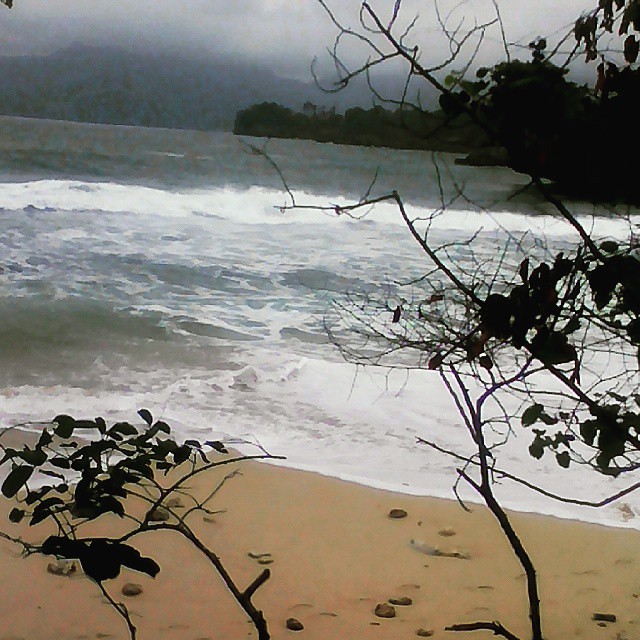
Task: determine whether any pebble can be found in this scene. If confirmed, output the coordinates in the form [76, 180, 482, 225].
[389, 596, 413, 606]
[286, 618, 304, 631]
[164, 497, 184, 509]
[592, 613, 616, 623]
[47, 560, 76, 576]
[374, 603, 396, 618]
[438, 527, 456, 537]
[122, 583, 143, 597]
[389, 509, 408, 519]
[416, 629, 435, 637]
[148, 507, 170, 522]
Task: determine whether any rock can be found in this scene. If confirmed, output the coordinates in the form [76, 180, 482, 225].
[389, 509, 408, 519]
[47, 560, 76, 576]
[409, 539, 470, 559]
[148, 507, 170, 522]
[164, 497, 184, 509]
[374, 603, 396, 618]
[416, 629, 435, 637]
[258, 557, 274, 565]
[248, 552, 272, 560]
[122, 583, 143, 597]
[592, 613, 617, 623]
[389, 596, 413, 606]
[409, 539, 438, 555]
[454, 146, 509, 167]
[438, 527, 456, 537]
[286, 618, 304, 631]
[202, 515, 217, 523]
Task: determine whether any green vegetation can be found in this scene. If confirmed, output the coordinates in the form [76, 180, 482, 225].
[0, 411, 276, 640]
[233, 101, 488, 152]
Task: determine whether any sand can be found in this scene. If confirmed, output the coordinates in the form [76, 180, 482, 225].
[0, 456, 637, 640]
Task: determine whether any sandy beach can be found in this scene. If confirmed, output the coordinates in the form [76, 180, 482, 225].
[0, 455, 637, 640]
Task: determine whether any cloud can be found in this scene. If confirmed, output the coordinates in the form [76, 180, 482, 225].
[1, 0, 596, 82]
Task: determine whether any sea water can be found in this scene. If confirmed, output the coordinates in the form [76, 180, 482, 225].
[0, 115, 638, 529]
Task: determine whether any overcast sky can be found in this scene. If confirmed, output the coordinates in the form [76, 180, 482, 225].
[0, 1, 595, 80]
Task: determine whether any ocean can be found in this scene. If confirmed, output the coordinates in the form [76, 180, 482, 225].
[0, 114, 637, 529]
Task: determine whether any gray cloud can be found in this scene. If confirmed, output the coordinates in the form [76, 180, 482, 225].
[1, 0, 597, 82]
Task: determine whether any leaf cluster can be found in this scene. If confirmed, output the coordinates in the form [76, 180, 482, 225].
[0, 410, 229, 582]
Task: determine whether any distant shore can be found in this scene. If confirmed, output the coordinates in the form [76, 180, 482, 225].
[0, 456, 637, 640]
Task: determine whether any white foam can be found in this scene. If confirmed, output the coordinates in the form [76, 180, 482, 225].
[1, 175, 638, 531]
[1, 179, 637, 239]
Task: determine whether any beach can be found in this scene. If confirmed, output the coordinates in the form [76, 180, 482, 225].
[0, 456, 637, 640]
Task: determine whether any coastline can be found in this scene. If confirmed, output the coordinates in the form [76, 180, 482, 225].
[0, 456, 637, 640]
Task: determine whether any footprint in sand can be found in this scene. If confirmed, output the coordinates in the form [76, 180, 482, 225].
[576, 587, 597, 594]
[289, 603, 314, 611]
[571, 569, 599, 576]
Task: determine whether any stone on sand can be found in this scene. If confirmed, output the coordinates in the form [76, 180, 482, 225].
[388, 509, 408, 519]
[46, 560, 76, 576]
[374, 603, 396, 618]
[148, 507, 170, 522]
[122, 583, 143, 597]
[286, 618, 304, 631]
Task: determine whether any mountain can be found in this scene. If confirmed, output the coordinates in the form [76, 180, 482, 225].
[0, 44, 376, 131]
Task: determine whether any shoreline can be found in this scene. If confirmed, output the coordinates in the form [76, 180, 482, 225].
[0, 455, 638, 640]
[246, 454, 640, 533]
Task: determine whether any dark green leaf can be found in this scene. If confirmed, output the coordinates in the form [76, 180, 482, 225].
[539, 413, 559, 426]
[18, 448, 47, 466]
[153, 421, 171, 434]
[25, 486, 51, 505]
[626, 318, 640, 344]
[556, 451, 570, 468]
[172, 445, 191, 465]
[81, 540, 122, 581]
[9, 508, 25, 523]
[30, 497, 65, 526]
[39, 469, 65, 480]
[37, 430, 54, 448]
[138, 409, 153, 426]
[600, 240, 619, 254]
[74, 420, 100, 430]
[0, 448, 18, 465]
[205, 440, 229, 454]
[108, 422, 138, 438]
[580, 419, 598, 446]
[53, 415, 76, 439]
[117, 543, 160, 578]
[562, 316, 581, 335]
[528, 439, 544, 459]
[50, 457, 71, 469]
[1, 465, 33, 498]
[522, 404, 545, 427]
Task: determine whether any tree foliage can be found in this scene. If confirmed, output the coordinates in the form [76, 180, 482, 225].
[0, 411, 275, 640]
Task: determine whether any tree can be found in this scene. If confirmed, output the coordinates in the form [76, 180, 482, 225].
[0, 411, 280, 640]
[269, 2, 640, 639]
